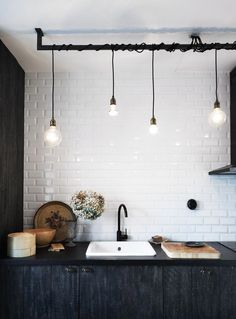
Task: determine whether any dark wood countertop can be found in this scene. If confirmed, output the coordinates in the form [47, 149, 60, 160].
[1, 242, 236, 266]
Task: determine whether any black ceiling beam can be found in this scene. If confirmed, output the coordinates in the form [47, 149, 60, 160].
[35, 28, 236, 52]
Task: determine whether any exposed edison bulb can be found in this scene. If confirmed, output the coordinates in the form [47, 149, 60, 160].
[44, 121, 62, 147]
[149, 124, 158, 135]
[149, 117, 158, 135]
[208, 101, 226, 128]
[109, 96, 118, 116]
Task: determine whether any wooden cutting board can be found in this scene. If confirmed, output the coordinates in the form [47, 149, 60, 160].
[161, 242, 221, 259]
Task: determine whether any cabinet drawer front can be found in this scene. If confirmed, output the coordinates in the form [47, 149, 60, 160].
[24, 266, 51, 319]
[108, 266, 163, 319]
[192, 266, 221, 319]
[51, 265, 79, 319]
[80, 266, 107, 319]
[163, 266, 192, 319]
[0, 265, 24, 319]
[220, 266, 236, 319]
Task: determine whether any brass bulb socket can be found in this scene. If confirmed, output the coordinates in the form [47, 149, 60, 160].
[150, 117, 157, 125]
[110, 96, 116, 105]
[214, 100, 220, 109]
[50, 119, 56, 126]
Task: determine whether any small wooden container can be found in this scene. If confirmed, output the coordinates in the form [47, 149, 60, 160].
[7, 232, 36, 257]
[7, 246, 36, 258]
[24, 228, 56, 248]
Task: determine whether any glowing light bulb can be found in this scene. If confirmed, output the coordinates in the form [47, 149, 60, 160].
[109, 96, 118, 116]
[149, 117, 158, 135]
[208, 101, 226, 128]
[44, 123, 62, 147]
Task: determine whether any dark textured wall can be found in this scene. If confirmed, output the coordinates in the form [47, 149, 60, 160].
[230, 67, 236, 164]
[0, 40, 24, 254]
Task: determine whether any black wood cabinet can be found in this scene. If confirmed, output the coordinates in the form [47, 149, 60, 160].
[220, 266, 236, 319]
[108, 266, 163, 319]
[192, 266, 221, 319]
[164, 266, 236, 319]
[24, 266, 51, 319]
[0, 265, 79, 319]
[51, 265, 79, 319]
[1, 264, 236, 319]
[80, 265, 163, 319]
[80, 266, 107, 319]
[0, 40, 24, 254]
[163, 266, 192, 319]
[0, 265, 24, 319]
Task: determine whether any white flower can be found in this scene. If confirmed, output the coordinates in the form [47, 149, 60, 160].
[71, 190, 105, 220]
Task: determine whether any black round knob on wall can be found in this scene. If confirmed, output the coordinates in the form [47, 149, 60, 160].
[187, 199, 197, 210]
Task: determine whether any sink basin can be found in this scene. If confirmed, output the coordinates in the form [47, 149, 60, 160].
[86, 241, 156, 257]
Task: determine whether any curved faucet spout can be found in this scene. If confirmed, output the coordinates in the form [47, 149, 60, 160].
[117, 204, 128, 241]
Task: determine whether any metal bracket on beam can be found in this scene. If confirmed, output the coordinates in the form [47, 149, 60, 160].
[35, 28, 44, 50]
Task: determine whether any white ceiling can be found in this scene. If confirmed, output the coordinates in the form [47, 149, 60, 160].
[1, 0, 236, 72]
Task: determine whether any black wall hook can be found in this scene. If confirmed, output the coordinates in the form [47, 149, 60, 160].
[187, 199, 197, 210]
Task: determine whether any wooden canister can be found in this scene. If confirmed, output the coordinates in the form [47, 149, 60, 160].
[7, 232, 36, 257]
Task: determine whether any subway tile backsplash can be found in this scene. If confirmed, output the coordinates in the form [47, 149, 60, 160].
[24, 71, 236, 241]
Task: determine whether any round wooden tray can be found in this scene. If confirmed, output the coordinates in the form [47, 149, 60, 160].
[34, 201, 76, 242]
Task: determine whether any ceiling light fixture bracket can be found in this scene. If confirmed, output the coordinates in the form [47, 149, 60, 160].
[35, 28, 236, 52]
[190, 34, 203, 51]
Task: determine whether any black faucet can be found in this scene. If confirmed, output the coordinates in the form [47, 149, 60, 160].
[117, 204, 128, 241]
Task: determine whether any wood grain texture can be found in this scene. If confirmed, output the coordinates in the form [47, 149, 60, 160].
[0, 263, 236, 319]
[108, 266, 163, 319]
[51, 265, 79, 319]
[161, 242, 220, 259]
[24, 266, 51, 319]
[220, 266, 236, 319]
[80, 266, 107, 319]
[163, 266, 192, 319]
[0, 40, 24, 254]
[230, 67, 236, 164]
[192, 266, 221, 319]
[0, 265, 24, 319]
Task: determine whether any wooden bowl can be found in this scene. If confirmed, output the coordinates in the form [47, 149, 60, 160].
[24, 228, 56, 248]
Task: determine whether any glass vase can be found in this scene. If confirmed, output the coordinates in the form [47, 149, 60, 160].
[65, 220, 77, 247]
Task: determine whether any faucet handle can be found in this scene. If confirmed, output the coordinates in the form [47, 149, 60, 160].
[117, 229, 128, 241]
[122, 229, 128, 241]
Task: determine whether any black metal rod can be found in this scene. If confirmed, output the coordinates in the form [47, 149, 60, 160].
[112, 50, 115, 97]
[152, 50, 155, 118]
[215, 49, 219, 102]
[35, 28, 236, 52]
[52, 50, 55, 121]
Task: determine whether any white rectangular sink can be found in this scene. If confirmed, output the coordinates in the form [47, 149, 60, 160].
[86, 241, 156, 257]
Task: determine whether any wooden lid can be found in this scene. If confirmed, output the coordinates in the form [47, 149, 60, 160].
[8, 232, 36, 250]
[8, 232, 35, 239]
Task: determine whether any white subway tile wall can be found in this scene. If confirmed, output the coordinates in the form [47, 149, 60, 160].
[24, 70, 236, 241]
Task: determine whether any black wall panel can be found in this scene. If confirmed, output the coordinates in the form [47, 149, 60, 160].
[0, 40, 24, 254]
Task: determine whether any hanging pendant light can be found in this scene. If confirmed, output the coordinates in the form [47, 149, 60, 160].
[44, 50, 62, 147]
[149, 50, 158, 135]
[109, 50, 118, 116]
[208, 50, 226, 128]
